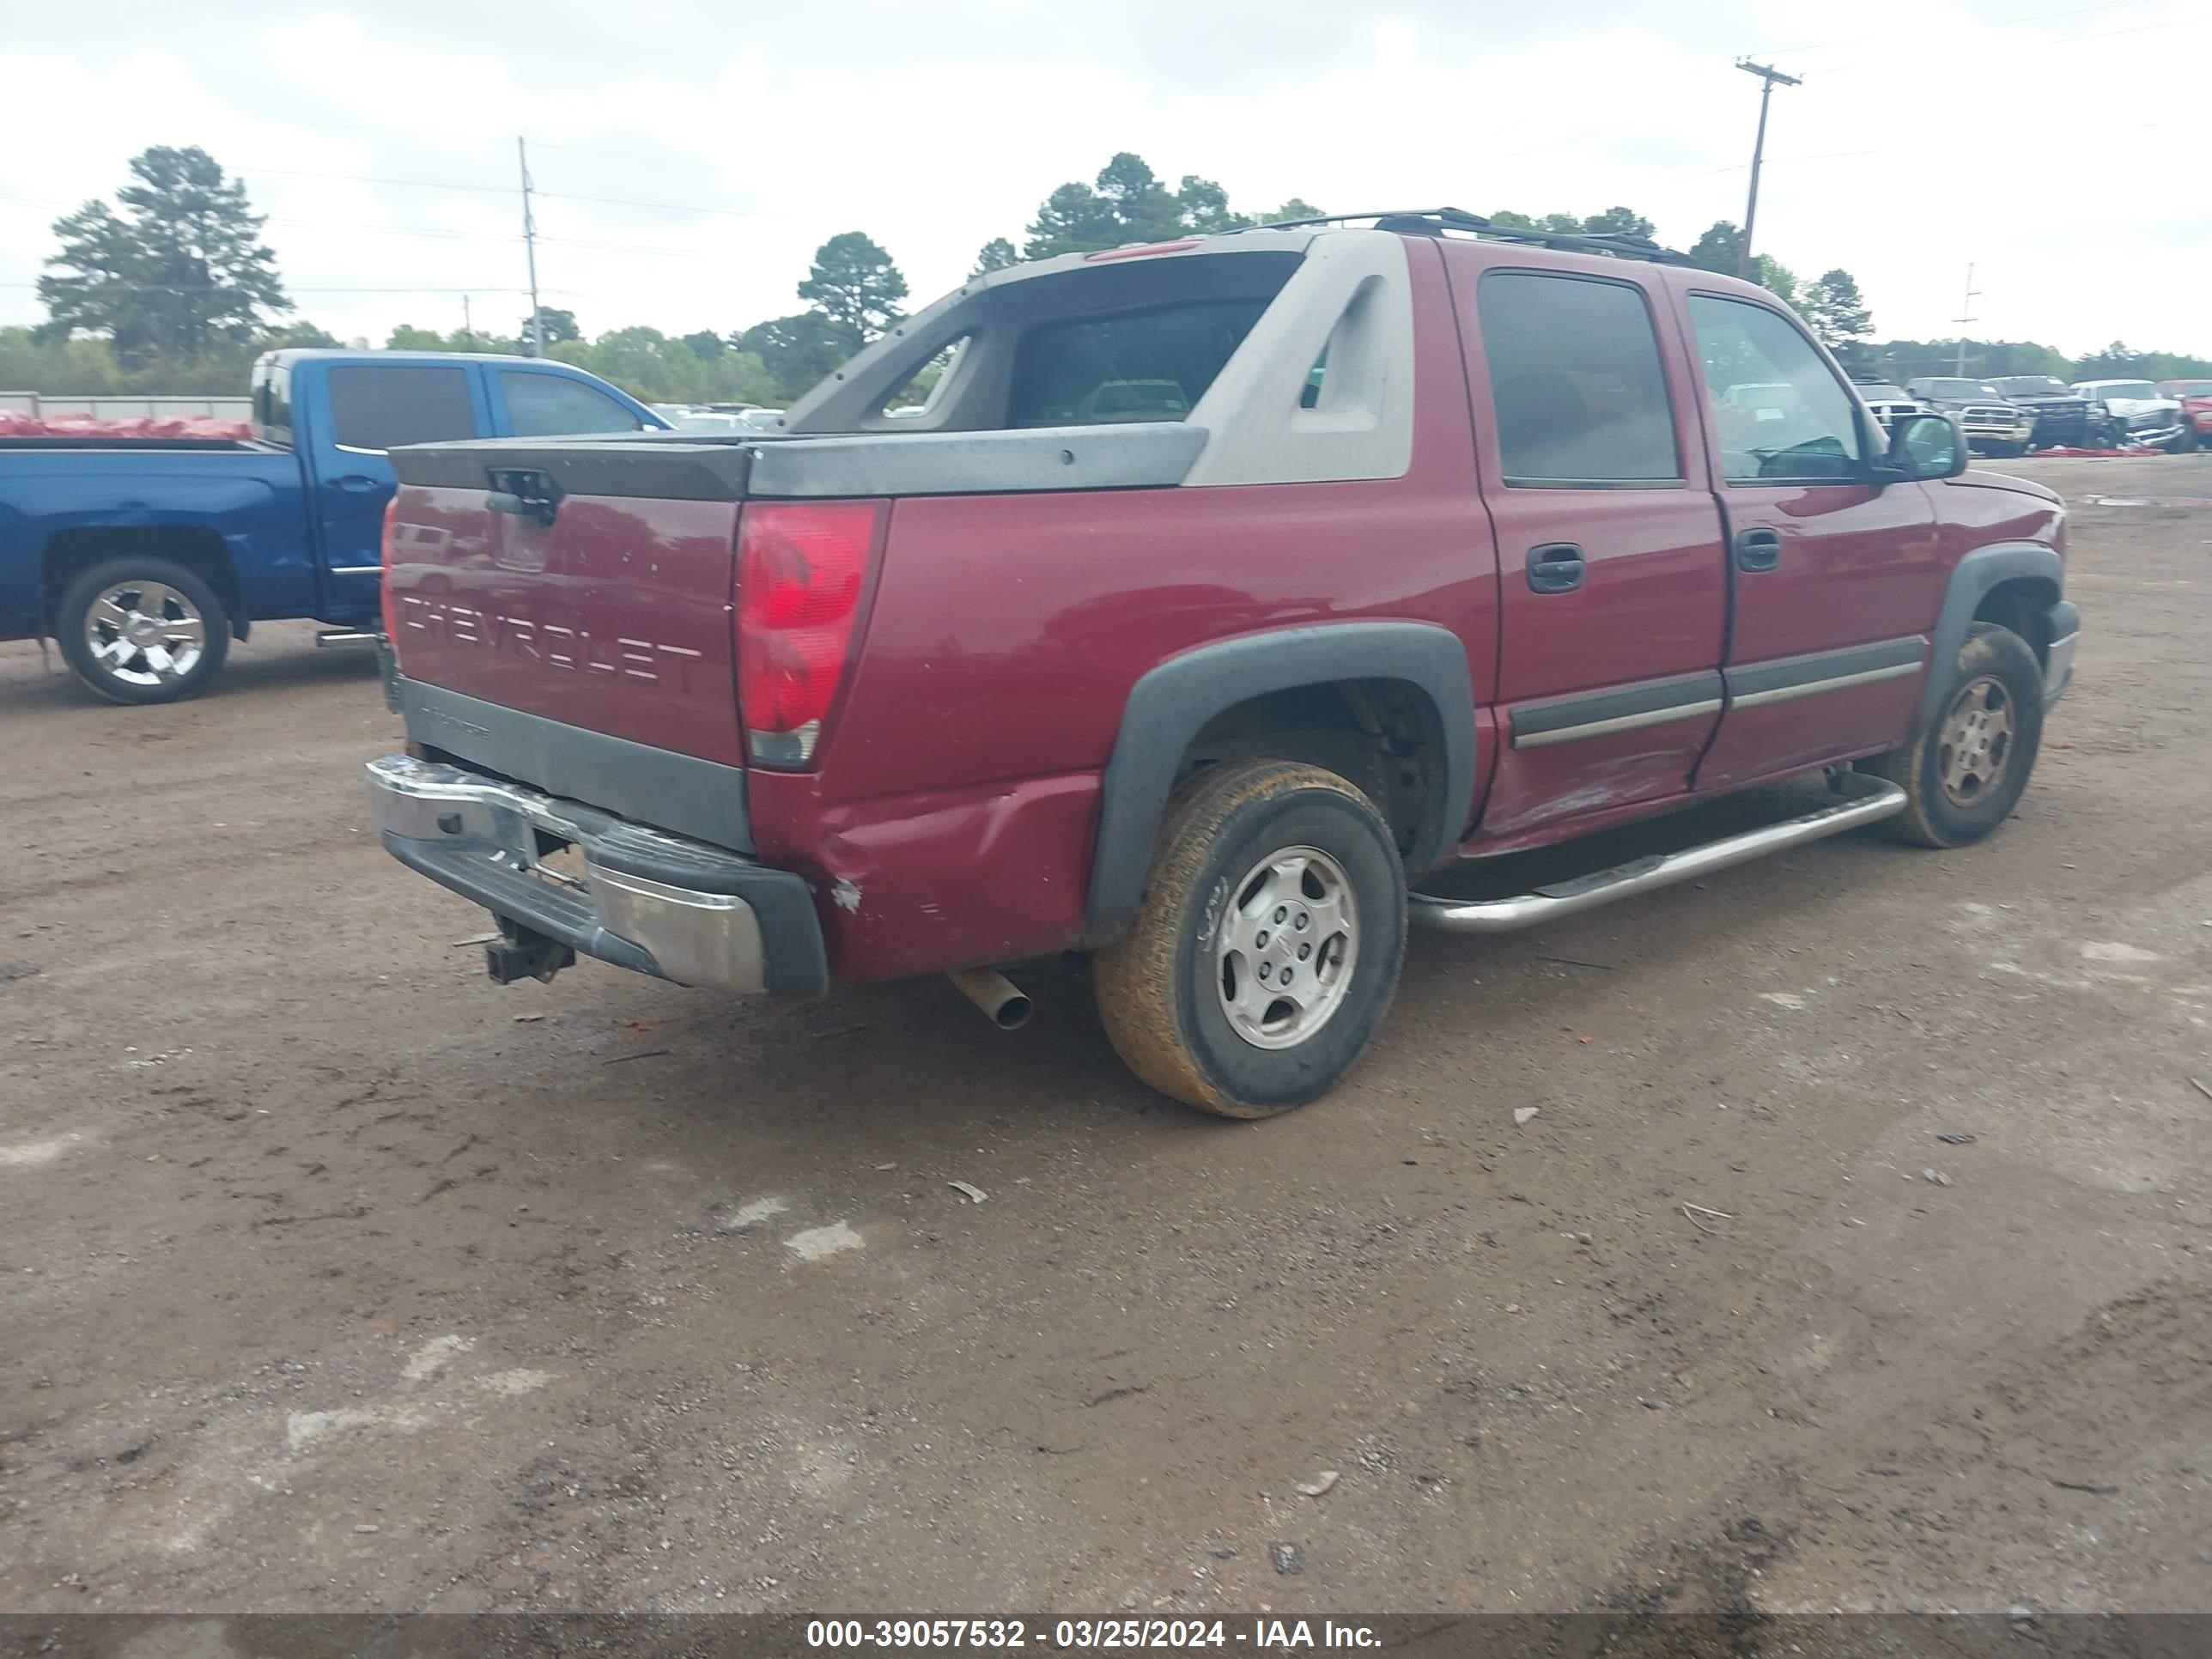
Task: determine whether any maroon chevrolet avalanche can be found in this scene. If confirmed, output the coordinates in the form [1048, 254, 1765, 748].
[366, 208, 2078, 1116]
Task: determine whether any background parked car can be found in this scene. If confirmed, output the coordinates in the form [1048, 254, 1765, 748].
[1850, 376, 1928, 433]
[1988, 374, 2094, 449]
[2071, 379, 2186, 451]
[2154, 380, 2212, 452]
[1904, 377, 2038, 457]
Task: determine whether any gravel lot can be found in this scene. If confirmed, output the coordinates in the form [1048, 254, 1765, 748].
[3, 455, 2207, 1627]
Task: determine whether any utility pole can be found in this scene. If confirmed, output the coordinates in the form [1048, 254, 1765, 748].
[517, 136, 544, 357]
[1735, 58, 1802, 281]
[461, 293, 473, 350]
[1953, 264, 1981, 376]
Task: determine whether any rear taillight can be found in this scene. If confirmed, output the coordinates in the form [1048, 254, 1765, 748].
[735, 501, 881, 767]
[378, 498, 399, 645]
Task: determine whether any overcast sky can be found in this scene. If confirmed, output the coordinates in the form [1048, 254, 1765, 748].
[3, 0, 2204, 362]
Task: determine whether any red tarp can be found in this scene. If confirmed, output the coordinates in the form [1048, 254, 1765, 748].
[2028, 444, 2167, 459]
[0, 411, 254, 440]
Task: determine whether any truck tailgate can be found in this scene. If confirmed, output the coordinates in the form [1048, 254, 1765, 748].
[387, 481, 746, 768]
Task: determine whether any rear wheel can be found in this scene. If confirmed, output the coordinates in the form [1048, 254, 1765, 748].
[1092, 759, 1407, 1117]
[1863, 622, 2043, 848]
[55, 556, 230, 705]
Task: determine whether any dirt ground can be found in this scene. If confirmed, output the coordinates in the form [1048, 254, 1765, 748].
[2, 454, 2208, 1626]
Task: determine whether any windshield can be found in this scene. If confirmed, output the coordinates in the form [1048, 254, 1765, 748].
[1991, 376, 2069, 397]
[2090, 381, 2158, 401]
[2165, 380, 2212, 396]
[1855, 383, 1911, 400]
[1923, 379, 2002, 400]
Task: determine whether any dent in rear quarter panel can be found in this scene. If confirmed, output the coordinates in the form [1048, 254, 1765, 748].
[748, 768, 1103, 982]
[750, 241, 1498, 983]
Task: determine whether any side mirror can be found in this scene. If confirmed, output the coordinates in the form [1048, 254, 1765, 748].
[1875, 412, 1968, 483]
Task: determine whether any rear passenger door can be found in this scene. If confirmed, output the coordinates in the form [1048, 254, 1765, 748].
[1676, 293, 1942, 789]
[308, 362, 488, 618]
[1441, 248, 1729, 844]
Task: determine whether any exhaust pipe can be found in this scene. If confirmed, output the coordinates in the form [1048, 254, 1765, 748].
[948, 967, 1032, 1030]
[316, 629, 382, 648]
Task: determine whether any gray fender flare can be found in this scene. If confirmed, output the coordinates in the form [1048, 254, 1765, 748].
[1083, 622, 1477, 944]
[1916, 542, 2063, 732]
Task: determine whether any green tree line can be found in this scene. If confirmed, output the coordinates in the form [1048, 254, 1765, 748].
[17, 146, 2210, 410]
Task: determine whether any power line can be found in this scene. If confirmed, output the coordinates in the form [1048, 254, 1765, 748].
[219, 111, 727, 172]
[532, 187, 791, 221]
[0, 281, 531, 294]
[1751, 0, 2164, 58]
[1814, 12, 2202, 77]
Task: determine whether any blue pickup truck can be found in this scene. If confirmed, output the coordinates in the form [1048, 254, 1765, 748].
[0, 349, 665, 703]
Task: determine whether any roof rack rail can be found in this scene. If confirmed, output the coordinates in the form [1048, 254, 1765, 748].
[1254, 206, 1695, 266]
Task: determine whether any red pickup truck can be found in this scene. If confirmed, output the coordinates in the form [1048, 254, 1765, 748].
[2157, 380, 2212, 450]
[367, 209, 2078, 1117]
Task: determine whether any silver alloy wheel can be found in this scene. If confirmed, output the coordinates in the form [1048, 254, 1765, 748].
[1216, 844, 1358, 1050]
[1937, 672, 2014, 805]
[83, 580, 206, 689]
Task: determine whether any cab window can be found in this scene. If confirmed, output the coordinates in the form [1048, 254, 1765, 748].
[252, 362, 294, 446]
[1477, 271, 1682, 486]
[326, 365, 478, 452]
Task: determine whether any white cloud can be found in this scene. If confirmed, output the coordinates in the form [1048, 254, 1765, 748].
[1, 2, 2203, 356]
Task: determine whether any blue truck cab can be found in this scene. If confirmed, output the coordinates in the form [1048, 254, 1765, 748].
[0, 349, 665, 704]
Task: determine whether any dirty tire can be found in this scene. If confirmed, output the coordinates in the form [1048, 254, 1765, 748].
[56, 556, 230, 705]
[1863, 622, 2044, 848]
[1092, 758, 1406, 1117]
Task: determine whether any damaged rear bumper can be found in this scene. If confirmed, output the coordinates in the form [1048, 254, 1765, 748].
[366, 754, 828, 996]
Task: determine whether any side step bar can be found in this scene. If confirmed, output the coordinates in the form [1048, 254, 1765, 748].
[1407, 774, 1907, 935]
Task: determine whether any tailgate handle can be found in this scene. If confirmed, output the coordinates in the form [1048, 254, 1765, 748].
[486, 467, 563, 528]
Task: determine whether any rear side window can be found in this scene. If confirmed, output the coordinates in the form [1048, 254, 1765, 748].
[1008, 299, 1268, 427]
[252, 362, 293, 446]
[499, 371, 645, 436]
[327, 365, 478, 452]
[1477, 272, 1680, 486]
[1686, 296, 1863, 482]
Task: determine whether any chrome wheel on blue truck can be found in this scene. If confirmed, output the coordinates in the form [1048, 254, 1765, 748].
[55, 556, 230, 704]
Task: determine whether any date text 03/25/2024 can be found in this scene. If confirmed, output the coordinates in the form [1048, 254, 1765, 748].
[805, 1618, 1382, 1650]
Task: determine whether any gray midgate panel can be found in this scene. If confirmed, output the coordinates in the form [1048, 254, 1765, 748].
[744, 423, 1208, 498]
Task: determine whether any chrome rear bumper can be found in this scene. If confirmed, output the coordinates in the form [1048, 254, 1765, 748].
[366, 754, 827, 996]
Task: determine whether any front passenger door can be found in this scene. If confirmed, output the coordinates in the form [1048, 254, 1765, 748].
[490, 368, 650, 436]
[1682, 294, 1944, 789]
